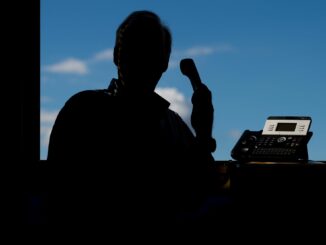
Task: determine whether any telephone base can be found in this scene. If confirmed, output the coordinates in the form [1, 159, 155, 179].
[230, 130, 313, 163]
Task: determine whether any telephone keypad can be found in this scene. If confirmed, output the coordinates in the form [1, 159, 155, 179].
[252, 147, 297, 156]
[251, 135, 303, 157]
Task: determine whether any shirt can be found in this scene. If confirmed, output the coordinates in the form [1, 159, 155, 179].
[47, 78, 215, 225]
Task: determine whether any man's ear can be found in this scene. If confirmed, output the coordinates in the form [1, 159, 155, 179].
[161, 54, 170, 73]
[161, 62, 168, 73]
[113, 46, 118, 66]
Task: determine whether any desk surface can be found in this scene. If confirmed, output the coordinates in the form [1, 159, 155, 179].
[215, 160, 326, 165]
[210, 160, 326, 219]
[213, 160, 326, 200]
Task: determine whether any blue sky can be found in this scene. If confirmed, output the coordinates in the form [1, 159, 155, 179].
[41, 0, 326, 161]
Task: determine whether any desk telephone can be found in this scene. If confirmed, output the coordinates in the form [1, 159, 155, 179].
[231, 116, 313, 162]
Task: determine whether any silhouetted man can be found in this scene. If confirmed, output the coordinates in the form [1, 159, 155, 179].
[48, 10, 217, 226]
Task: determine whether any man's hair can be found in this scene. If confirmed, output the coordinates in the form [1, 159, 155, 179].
[114, 10, 172, 84]
[115, 10, 172, 59]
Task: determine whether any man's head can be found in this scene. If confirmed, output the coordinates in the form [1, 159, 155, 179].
[114, 10, 172, 93]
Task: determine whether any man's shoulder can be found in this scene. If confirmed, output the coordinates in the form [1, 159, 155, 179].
[166, 109, 193, 132]
[69, 89, 111, 101]
[166, 108, 183, 121]
[64, 89, 112, 107]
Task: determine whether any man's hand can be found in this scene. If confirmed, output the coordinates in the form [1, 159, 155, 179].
[191, 83, 216, 152]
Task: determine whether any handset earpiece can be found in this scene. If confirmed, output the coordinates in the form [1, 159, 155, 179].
[180, 58, 202, 91]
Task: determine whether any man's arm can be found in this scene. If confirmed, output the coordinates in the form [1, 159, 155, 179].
[191, 83, 216, 153]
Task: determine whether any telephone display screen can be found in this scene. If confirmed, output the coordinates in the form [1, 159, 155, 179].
[276, 123, 297, 132]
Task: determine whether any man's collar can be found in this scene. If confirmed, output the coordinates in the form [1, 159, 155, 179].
[107, 78, 170, 110]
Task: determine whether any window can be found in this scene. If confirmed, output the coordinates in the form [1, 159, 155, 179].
[41, 0, 326, 161]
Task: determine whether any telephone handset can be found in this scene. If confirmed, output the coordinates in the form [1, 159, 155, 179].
[231, 116, 313, 162]
[180, 58, 216, 152]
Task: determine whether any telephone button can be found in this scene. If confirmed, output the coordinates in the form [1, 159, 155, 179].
[241, 147, 249, 153]
[277, 136, 287, 143]
[248, 135, 257, 143]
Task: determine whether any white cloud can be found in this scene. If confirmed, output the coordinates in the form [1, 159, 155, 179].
[168, 44, 234, 69]
[214, 44, 234, 53]
[93, 49, 114, 61]
[41, 110, 58, 124]
[155, 87, 191, 127]
[174, 44, 234, 57]
[40, 110, 59, 149]
[184, 46, 216, 56]
[41, 125, 53, 148]
[168, 59, 179, 69]
[44, 58, 88, 75]
[42, 44, 233, 75]
[41, 96, 54, 104]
